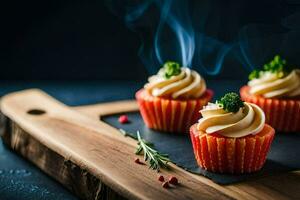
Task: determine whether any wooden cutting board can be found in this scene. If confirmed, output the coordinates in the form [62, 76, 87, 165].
[1, 89, 300, 200]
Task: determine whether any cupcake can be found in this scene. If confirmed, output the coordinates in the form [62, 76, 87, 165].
[190, 93, 275, 174]
[240, 55, 300, 132]
[136, 61, 213, 133]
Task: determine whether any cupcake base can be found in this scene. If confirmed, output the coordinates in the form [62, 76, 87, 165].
[240, 86, 300, 132]
[136, 89, 213, 133]
[190, 124, 275, 174]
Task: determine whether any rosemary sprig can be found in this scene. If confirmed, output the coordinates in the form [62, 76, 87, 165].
[119, 129, 170, 171]
[135, 131, 170, 171]
[119, 128, 137, 140]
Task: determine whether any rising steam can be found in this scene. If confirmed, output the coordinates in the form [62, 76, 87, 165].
[105, 0, 300, 77]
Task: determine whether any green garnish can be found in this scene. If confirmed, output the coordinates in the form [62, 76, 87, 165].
[135, 131, 170, 171]
[119, 129, 137, 140]
[217, 92, 244, 113]
[249, 55, 289, 80]
[263, 55, 286, 78]
[163, 61, 181, 79]
[248, 69, 260, 80]
[119, 129, 170, 171]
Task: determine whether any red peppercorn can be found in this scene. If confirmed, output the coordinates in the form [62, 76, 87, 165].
[119, 115, 129, 124]
[134, 158, 144, 165]
[168, 176, 178, 185]
[158, 175, 164, 182]
[162, 181, 169, 189]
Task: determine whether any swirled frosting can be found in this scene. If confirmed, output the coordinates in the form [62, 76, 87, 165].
[248, 69, 300, 98]
[197, 102, 265, 138]
[144, 67, 206, 99]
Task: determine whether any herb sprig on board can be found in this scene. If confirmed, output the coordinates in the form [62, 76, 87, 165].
[119, 129, 170, 171]
[136, 131, 170, 171]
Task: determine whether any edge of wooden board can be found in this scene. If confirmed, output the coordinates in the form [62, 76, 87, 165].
[75, 100, 300, 200]
[1, 116, 126, 200]
[0, 89, 237, 200]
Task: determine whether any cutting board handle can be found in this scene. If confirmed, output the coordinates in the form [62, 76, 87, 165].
[1, 89, 132, 143]
[1, 89, 64, 118]
[0, 89, 245, 200]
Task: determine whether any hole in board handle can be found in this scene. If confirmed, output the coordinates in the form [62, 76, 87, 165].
[27, 109, 46, 115]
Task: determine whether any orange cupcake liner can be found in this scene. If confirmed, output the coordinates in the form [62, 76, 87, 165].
[240, 86, 300, 132]
[190, 124, 275, 174]
[135, 89, 213, 133]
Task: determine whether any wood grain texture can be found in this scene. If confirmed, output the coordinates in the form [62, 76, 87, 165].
[75, 99, 300, 200]
[0, 89, 236, 200]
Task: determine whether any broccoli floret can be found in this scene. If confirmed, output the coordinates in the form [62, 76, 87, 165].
[263, 55, 286, 77]
[163, 61, 181, 79]
[217, 92, 244, 113]
[248, 55, 290, 80]
[248, 70, 260, 80]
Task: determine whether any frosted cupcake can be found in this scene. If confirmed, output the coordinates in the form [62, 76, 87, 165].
[240, 55, 300, 132]
[136, 61, 213, 133]
[190, 93, 275, 174]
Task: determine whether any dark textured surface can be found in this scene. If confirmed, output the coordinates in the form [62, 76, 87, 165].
[0, 145, 77, 200]
[0, 80, 243, 199]
[103, 113, 300, 184]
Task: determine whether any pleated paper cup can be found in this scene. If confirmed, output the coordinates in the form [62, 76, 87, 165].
[135, 89, 213, 133]
[190, 124, 275, 174]
[240, 85, 300, 132]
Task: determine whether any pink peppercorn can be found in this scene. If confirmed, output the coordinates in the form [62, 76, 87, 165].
[168, 176, 178, 185]
[134, 158, 144, 165]
[162, 181, 169, 189]
[158, 175, 164, 182]
[118, 115, 129, 124]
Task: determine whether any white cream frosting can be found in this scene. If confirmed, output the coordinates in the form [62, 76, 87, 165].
[197, 102, 265, 138]
[144, 67, 206, 99]
[248, 69, 300, 98]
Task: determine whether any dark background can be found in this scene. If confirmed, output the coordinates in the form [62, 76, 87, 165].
[1, 0, 299, 81]
[0, 0, 147, 80]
